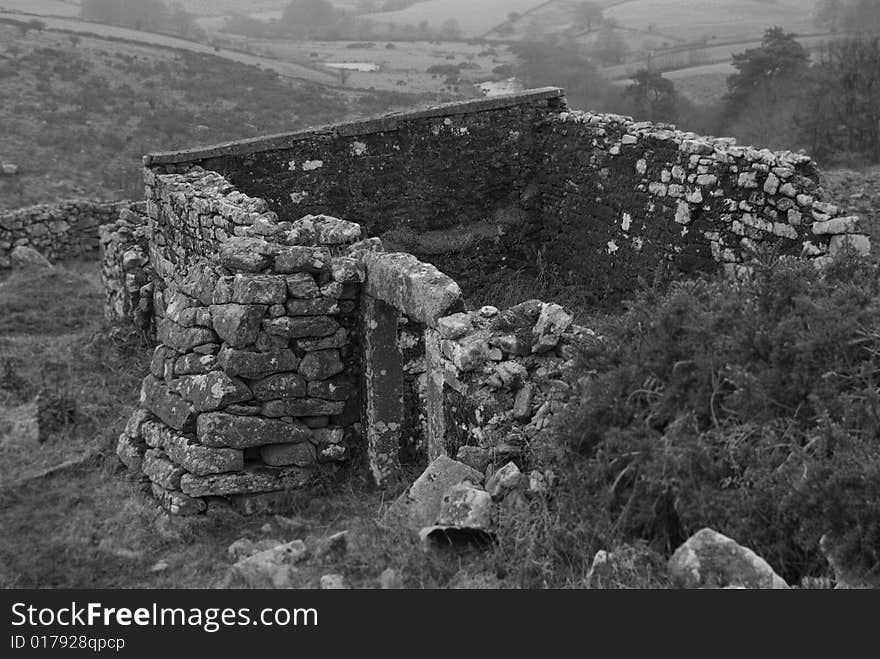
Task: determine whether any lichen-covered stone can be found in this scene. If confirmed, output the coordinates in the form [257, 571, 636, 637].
[532, 303, 573, 353]
[142, 448, 186, 489]
[116, 433, 146, 472]
[262, 316, 339, 339]
[211, 304, 266, 348]
[152, 482, 206, 516]
[437, 312, 472, 340]
[435, 483, 494, 529]
[285, 272, 320, 298]
[298, 350, 344, 381]
[231, 274, 287, 305]
[180, 465, 314, 497]
[668, 528, 789, 589]
[140, 376, 197, 432]
[261, 398, 346, 417]
[216, 347, 300, 378]
[142, 419, 244, 475]
[197, 412, 312, 448]
[285, 297, 339, 316]
[219, 237, 275, 272]
[386, 455, 484, 532]
[307, 377, 354, 401]
[174, 371, 252, 412]
[296, 328, 348, 351]
[157, 318, 216, 353]
[362, 252, 464, 327]
[251, 372, 308, 400]
[273, 246, 331, 274]
[174, 353, 216, 376]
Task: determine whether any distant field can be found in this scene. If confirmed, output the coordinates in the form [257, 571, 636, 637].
[0, 0, 79, 16]
[366, 0, 546, 37]
[235, 38, 515, 95]
[606, 0, 818, 42]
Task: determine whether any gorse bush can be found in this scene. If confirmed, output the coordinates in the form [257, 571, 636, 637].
[550, 253, 880, 584]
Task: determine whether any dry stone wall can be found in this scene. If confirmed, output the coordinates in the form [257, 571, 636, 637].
[528, 111, 869, 301]
[110, 88, 872, 515]
[142, 88, 868, 304]
[1, 200, 133, 269]
[117, 170, 371, 515]
[100, 207, 153, 330]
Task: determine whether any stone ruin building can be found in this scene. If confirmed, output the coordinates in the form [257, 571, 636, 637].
[1, 87, 868, 517]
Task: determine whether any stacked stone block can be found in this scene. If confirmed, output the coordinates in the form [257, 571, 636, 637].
[119, 187, 369, 513]
[1, 200, 132, 269]
[99, 207, 153, 330]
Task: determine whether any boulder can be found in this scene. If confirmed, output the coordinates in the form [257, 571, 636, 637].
[10, 246, 51, 269]
[485, 461, 523, 500]
[532, 303, 573, 353]
[435, 483, 493, 529]
[226, 540, 309, 588]
[668, 528, 789, 589]
[386, 455, 483, 532]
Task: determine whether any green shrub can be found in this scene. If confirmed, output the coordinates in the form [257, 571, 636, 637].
[550, 253, 880, 583]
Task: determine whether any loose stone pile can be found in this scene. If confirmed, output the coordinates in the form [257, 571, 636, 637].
[425, 299, 589, 468]
[1, 200, 130, 269]
[117, 215, 371, 516]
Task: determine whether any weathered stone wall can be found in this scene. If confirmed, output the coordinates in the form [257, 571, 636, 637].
[112, 88, 875, 514]
[118, 210, 370, 516]
[0, 200, 132, 268]
[143, 89, 565, 296]
[528, 111, 869, 301]
[140, 88, 868, 304]
[100, 207, 153, 331]
[144, 89, 564, 235]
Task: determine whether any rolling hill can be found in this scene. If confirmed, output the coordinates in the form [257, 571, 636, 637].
[0, 23, 416, 210]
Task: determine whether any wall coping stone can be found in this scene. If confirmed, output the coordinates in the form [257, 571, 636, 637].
[142, 87, 566, 166]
